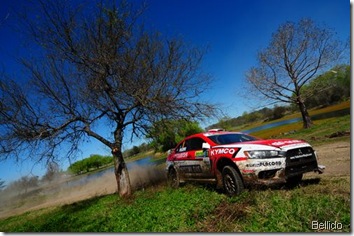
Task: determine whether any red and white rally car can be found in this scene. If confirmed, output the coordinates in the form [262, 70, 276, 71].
[166, 129, 325, 196]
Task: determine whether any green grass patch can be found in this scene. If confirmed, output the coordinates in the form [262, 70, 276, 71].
[0, 184, 225, 232]
[195, 176, 350, 232]
[0, 176, 350, 232]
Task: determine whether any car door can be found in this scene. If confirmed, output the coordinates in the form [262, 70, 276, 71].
[174, 137, 212, 179]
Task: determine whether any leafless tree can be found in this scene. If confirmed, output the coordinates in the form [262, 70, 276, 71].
[42, 161, 60, 182]
[0, 0, 217, 196]
[245, 18, 348, 128]
[0, 178, 6, 191]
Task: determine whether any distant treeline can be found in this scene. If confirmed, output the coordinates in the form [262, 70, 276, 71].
[68, 154, 113, 175]
[208, 65, 350, 130]
[207, 106, 291, 131]
[67, 144, 152, 175]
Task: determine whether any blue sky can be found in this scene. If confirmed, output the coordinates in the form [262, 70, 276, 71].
[0, 0, 350, 184]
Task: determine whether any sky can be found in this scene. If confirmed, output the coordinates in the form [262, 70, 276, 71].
[0, 0, 350, 184]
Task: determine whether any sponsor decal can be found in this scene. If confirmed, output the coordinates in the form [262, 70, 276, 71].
[174, 152, 188, 158]
[180, 165, 202, 173]
[290, 153, 313, 160]
[179, 147, 187, 152]
[246, 161, 282, 168]
[210, 148, 237, 156]
[195, 150, 205, 157]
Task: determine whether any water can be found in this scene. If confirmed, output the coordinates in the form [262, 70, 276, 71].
[242, 118, 301, 134]
[241, 108, 350, 134]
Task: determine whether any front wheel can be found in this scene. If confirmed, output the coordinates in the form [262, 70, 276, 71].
[167, 167, 180, 188]
[222, 166, 244, 196]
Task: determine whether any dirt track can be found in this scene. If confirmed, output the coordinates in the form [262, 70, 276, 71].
[312, 140, 350, 176]
[0, 140, 350, 219]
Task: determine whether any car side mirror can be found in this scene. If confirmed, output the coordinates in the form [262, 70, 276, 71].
[167, 148, 175, 155]
[202, 143, 210, 149]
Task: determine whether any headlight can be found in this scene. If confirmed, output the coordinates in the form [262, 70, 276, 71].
[244, 150, 285, 159]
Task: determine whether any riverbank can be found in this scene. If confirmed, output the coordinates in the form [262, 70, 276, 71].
[234, 100, 350, 136]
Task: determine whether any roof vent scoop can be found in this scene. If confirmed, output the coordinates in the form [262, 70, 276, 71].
[208, 128, 225, 132]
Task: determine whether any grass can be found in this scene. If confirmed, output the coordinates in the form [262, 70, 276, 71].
[0, 176, 350, 232]
[0, 185, 225, 232]
[196, 176, 350, 232]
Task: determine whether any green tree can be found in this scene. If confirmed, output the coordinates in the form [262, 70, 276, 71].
[131, 146, 140, 156]
[68, 154, 113, 175]
[68, 160, 86, 175]
[147, 120, 204, 152]
[300, 65, 350, 108]
[271, 105, 287, 120]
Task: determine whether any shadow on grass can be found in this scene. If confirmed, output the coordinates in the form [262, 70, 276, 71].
[59, 195, 104, 214]
[246, 177, 321, 192]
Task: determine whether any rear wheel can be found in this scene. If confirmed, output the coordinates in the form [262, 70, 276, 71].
[222, 166, 244, 196]
[167, 167, 180, 188]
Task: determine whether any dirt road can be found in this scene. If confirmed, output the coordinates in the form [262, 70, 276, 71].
[313, 141, 350, 176]
[0, 140, 350, 219]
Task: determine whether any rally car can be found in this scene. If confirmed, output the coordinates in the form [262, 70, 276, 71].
[166, 129, 325, 196]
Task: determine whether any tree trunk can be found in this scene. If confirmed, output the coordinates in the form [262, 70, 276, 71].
[112, 147, 132, 197]
[112, 126, 132, 197]
[297, 97, 313, 129]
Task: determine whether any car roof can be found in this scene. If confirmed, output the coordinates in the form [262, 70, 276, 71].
[203, 130, 243, 137]
[185, 130, 243, 139]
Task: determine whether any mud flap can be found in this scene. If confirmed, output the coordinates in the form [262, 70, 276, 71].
[316, 165, 326, 174]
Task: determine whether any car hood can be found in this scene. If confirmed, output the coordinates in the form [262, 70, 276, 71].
[214, 139, 310, 149]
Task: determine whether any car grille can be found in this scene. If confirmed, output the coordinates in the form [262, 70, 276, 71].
[285, 147, 318, 177]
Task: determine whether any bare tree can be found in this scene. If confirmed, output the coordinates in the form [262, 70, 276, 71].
[42, 161, 60, 182]
[0, 178, 6, 191]
[0, 0, 216, 196]
[245, 18, 348, 128]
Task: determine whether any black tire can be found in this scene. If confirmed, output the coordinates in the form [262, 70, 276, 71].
[286, 174, 303, 187]
[167, 167, 180, 188]
[222, 166, 244, 196]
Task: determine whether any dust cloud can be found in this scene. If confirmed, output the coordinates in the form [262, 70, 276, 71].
[0, 164, 166, 219]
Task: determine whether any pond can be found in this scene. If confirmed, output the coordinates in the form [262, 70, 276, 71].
[241, 108, 350, 134]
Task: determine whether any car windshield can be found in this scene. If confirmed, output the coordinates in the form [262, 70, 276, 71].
[208, 133, 259, 145]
